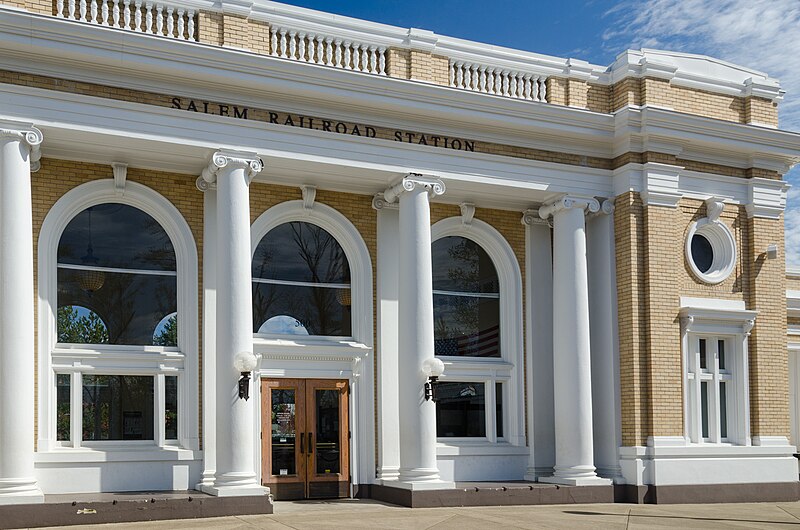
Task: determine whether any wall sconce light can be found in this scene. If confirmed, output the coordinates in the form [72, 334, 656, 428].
[766, 244, 778, 260]
[233, 351, 258, 401]
[422, 358, 445, 403]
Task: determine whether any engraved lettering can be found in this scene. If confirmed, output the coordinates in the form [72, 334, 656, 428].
[219, 105, 229, 117]
[394, 131, 403, 141]
[284, 115, 295, 126]
[366, 126, 376, 138]
[323, 121, 332, 132]
[464, 140, 475, 152]
[186, 100, 198, 112]
[234, 107, 248, 119]
[351, 125, 362, 136]
[269, 112, 279, 124]
[335, 122, 348, 134]
[171, 97, 182, 109]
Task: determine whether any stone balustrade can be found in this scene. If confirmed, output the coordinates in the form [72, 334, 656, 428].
[56, 0, 197, 40]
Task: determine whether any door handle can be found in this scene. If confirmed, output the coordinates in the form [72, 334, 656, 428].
[308, 432, 314, 454]
[299, 432, 304, 454]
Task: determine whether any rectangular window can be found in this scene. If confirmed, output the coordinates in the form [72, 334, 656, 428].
[718, 339, 726, 370]
[436, 382, 486, 437]
[495, 382, 503, 438]
[56, 374, 71, 442]
[82, 375, 154, 441]
[699, 338, 707, 370]
[700, 381, 709, 439]
[165, 376, 178, 440]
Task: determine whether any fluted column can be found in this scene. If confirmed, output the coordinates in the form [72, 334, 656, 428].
[538, 195, 611, 486]
[382, 174, 453, 490]
[197, 150, 268, 497]
[0, 123, 44, 504]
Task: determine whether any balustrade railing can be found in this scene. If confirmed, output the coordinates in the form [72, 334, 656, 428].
[56, 0, 197, 41]
[269, 25, 387, 76]
[449, 60, 547, 102]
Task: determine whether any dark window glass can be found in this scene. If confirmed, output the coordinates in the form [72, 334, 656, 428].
[700, 381, 709, 439]
[720, 382, 728, 439]
[718, 339, 726, 370]
[433, 237, 500, 358]
[271, 389, 297, 476]
[58, 204, 175, 271]
[496, 382, 503, 438]
[315, 389, 341, 475]
[165, 376, 178, 440]
[691, 234, 714, 273]
[699, 339, 707, 370]
[82, 375, 154, 441]
[252, 222, 351, 336]
[57, 204, 178, 346]
[56, 374, 70, 441]
[436, 382, 486, 438]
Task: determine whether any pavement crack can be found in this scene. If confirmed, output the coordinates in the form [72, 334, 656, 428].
[779, 505, 800, 522]
[625, 508, 631, 530]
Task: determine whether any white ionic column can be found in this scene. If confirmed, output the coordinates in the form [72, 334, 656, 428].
[521, 210, 555, 481]
[538, 196, 611, 486]
[0, 124, 44, 504]
[587, 200, 622, 481]
[382, 174, 453, 490]
[373, 194, 401, 482]
[197, 151, 268, 497]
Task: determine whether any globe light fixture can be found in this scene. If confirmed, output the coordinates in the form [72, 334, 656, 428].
[422, 357, 445, 402]
[234, 351, 258, 401]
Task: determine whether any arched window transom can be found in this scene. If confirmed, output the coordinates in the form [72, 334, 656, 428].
[252, 221, 352, 337]
[433, 236, 500, 358]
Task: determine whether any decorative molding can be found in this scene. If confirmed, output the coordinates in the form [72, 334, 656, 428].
[0, 122, 43, 172]
[371, 193, 398, 211]
[678, 306, 758, 336]
[382, 173, 445, 203]
[199, 150, 263, 188]
[538, 195, 600, 220]
[301, 185, 316, 211]
[459, 202, 475, 227]
[705, 197, 724, 222]
[521, 208, 550, 227]
[746, 178, 789, 219]
[111, 162, 127, 196]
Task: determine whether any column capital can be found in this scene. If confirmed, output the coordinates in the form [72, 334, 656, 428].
[372, 192, 399, 211]
[538, 195, 600, 220]
[587, 199, 615, 220]
[197, 150, 262, 191]
[383, 173, 445, 204]
[0, 123, 43, 173]
[521, 208, 551, 227]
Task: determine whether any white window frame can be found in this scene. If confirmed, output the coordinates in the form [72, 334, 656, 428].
[431, 217, 525, 449]
[680, 303, 755, 446]
[38, 180, 199, 453]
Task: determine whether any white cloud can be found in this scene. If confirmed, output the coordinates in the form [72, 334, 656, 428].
[604, 0, 800, 267]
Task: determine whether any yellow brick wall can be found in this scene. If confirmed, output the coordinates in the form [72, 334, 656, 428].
[614, 192, 650, 446]
[587, 83, 610, 114]
[248, 19, 270, 55]
[0, 0, 26, 8]
[611, 78, 642, 110]
[31, 158, 205, 447]
[746, 215, 790, 437]
[745, 96, 779, 127]
[222, 13, 248, 49]
[566, 79, 588, 108]
[198, 11, 223, 47]
[408, 50, 449, 86]
[386, 48, 411, 80]
[546, 77, 568, 106]
[26, 0, 51, 14]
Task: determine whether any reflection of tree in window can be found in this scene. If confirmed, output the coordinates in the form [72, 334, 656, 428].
[433, 237, 500, 357]
[57, 305, 109, 344]
[57, 204, 177, 345]
[252, 222, 351, 336]
[82, 375, 154, 441]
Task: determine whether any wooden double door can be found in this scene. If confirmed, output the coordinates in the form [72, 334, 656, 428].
[261, 378, 350, 500]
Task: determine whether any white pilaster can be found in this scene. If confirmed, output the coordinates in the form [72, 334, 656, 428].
[0, 123, 44, 504]
[382, 174, 453, 490]
[587, 200, 623, 481]
[373, 194, 401, 482]
[197, 150, 269, 497]
[538, 195, 611, 486]
[521, 210, 555, 481]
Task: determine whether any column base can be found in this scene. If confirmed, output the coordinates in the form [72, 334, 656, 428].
[0, 478, 44, 505]
[390, 479, 456, 491]
[539, 475, 612, 486]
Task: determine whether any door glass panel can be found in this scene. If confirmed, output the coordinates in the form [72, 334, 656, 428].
[315, 389, 341, 475]
[271, 389, 297, 476]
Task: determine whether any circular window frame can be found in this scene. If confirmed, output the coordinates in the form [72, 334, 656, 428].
[685, 218, 736, 284]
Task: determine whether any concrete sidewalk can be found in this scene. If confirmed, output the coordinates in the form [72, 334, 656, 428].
[34, 498, 800, 529]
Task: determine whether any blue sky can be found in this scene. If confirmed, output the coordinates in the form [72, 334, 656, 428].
[282, 0, 800, 268]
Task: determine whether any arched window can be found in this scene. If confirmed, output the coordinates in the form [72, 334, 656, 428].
[252, 221, 352, 337]
[57, 204, 178, 346]
[433, 236, 500, 358]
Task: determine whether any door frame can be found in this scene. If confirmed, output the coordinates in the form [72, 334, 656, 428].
[252, 350, 374, 496]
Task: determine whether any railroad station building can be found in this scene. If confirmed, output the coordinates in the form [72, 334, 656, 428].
[0, 0, 800, 510]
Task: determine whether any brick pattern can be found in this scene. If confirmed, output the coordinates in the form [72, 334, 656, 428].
[386, 48, 411, 80]
[31, 158, 205, 447]
[222, 14, 249, 49]
[546, 77, 568, 106]
[746, 215, 790, 437]
[27, 0, 51, 14]
[566, 79, 588, 108]
[611, 78, 642, 110]
[745, 97, 779, 127]
[587, 83, 610, 114]
[0, 0, 26, 8]
[248, 19, 270, 55]
[408, 51, 449, 86]
[198, 11, 223, 47]
[614, 192, 650, 446]
[612, 151, 782, 181]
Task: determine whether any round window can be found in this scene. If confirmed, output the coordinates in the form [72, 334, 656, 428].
[685, 219, 736, 284]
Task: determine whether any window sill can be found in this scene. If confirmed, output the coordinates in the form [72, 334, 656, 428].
[253, 338, 372, 356]
[35, 446, 201, 463]
[436, 442, 528, 457]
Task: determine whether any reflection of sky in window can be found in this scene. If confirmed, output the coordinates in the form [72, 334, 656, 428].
[58, 204, 176, 271]
[258, 315, 310, 335]
[432, 237, 498, 293]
